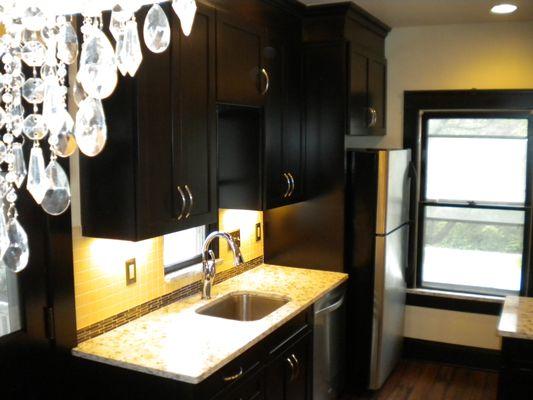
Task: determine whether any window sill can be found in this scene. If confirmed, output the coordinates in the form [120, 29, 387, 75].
[406, 288, 505, 316]
[406, 288, 505, 303]
[164, 259, 223, 284]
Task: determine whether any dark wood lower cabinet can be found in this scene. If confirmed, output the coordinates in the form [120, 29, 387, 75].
[73, 309, 313, 400]
[498, 337, 533, 399]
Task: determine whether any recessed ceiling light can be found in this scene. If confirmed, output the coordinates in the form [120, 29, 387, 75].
[491, 3, 518, 14]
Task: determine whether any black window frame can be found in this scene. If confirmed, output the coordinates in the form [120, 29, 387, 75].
[404, 90, 533, 299]
[163, 223, 218, 275]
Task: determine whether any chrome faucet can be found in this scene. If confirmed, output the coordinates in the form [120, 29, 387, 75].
[201, 231, 244, 300]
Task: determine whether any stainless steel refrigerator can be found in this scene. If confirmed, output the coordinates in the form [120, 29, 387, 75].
[346, 149, 411, 391]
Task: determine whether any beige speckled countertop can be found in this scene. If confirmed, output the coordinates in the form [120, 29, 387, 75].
[498, 296, 533, 340]
[72, 264, 348, 384]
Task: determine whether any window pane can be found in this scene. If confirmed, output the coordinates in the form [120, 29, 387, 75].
[163, 226, 206, 269]
[0, 262, 21, 337]
[425, 119, 528, 204]
[421, 206, 523, 295]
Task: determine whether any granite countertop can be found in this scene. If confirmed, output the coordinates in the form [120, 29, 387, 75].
[72, 264, 348, 384]
[498, 296, 533, 340]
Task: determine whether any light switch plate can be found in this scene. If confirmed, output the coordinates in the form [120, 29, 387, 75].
[255, 223, 261, 242]
[125, 258, 137, 285]
[228, 230, 241, 250]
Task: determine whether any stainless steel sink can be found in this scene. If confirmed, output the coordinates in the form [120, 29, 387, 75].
[196, 292, 290, 321]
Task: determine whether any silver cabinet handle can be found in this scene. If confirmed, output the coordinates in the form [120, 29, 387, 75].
[177, 186, 186, 220]
[291, 354, 300, 380]
[260, 68, 270, 95]
[184, 185, 193, 219]
[368, 107, 378, 128]
[282, 173, 291, 198]
[223, 366, 243, 382]
[286, 357, 296, 382]
[287, 173, 295, 197]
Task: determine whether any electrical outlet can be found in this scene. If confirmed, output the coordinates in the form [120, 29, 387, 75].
[125, 258, 137, 285]
[255, 223, 262, 241]
[228, 230, 241, 250]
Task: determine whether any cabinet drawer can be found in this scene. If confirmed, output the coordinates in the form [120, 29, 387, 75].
[262, 309, 311, 358]
[199, 343, 265, 399]
[220, 370, 264, 400]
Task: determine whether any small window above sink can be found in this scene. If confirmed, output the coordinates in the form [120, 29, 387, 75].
[196, 292, 290, 322]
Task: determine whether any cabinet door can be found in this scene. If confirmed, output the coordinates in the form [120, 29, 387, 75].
[216, 14, 265, 106]
[368, 58, 386, 135]
[171, 3, 217, 229]
[264, 30, 303, 209]
[348, 49, 369, 136]
[264, 334, 311, 400]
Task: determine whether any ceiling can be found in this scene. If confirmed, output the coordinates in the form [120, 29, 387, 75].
[297, 0, 533, 27]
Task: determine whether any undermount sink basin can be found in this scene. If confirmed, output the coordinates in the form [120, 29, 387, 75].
[196, 292, 290, 322]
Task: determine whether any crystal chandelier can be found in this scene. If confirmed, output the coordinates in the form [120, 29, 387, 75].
[0, 0, 197, 273]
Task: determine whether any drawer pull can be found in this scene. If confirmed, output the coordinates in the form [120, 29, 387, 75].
[177, 186, 186, 220]
[291, 354, 300, 380]
[184, 184, 193, 218]
[223, 366, 243, 382]
[286, 356, 296, 382]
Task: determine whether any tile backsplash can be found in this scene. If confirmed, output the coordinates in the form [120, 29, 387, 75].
[73, 209, 264, 330]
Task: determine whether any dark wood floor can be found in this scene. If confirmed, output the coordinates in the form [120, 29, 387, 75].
[344, 359, 499, 400]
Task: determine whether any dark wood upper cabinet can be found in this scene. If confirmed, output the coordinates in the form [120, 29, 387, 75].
[171, 3, 217, 230]
[303, 3, 390, 137]
[264, 27, 304, 209]
[216, 14, 266, 106]
[80, 3, 217, 241]
[217, 4, 304, 211]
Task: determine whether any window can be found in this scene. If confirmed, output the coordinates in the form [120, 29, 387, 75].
[163, 226, 207, 274]
[419, 116, 530, 296]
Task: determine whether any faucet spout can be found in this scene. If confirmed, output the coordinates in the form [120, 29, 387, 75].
[201, 231, 245, 299]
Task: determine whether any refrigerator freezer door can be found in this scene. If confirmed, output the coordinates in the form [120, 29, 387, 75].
[369, 224, 408, 390]
[375, 150, 411, 235]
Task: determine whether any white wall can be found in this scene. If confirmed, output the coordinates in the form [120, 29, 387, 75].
[355, 21, 533, 349]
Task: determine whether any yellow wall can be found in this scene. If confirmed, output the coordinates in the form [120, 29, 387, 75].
[348, 21, 533, 350]
[72, 209, 263, 329]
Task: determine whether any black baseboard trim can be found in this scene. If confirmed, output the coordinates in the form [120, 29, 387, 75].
[406, 292, 503, 316]
[403, 337, 501, 371]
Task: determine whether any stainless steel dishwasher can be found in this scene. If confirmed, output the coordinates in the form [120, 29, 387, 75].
[313, 283, 347, 400]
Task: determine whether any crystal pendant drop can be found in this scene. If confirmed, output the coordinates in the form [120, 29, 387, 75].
[74, 98, 107, 157]
[3, 217, 29, 273]
[172, 0, 197, 37]
[144, 4, 170, 54]
[22, 77, 44, 104]
[72, 80, 87, 107]
[27, 145, 47, 204]
[23, 113, 48, 140]
[116, 20, 143, 77]
[12, 143, 27, 188]
[50, 109, 76, 158]
[0, 142, 6, 163]
[0, 205, 9, 260]
[41, 159, 71, 216]
[42, 76, 62, 123]
[21, 6, 45, 31]
[0, 107, 7, 129]
[40, 63, 57, 79]
[57, 22, 78, 65]
[21, 40, 46, 67]
[78, 26, 118, 99]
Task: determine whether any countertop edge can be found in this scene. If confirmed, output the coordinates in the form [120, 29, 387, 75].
[72, 269, 348, 385]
